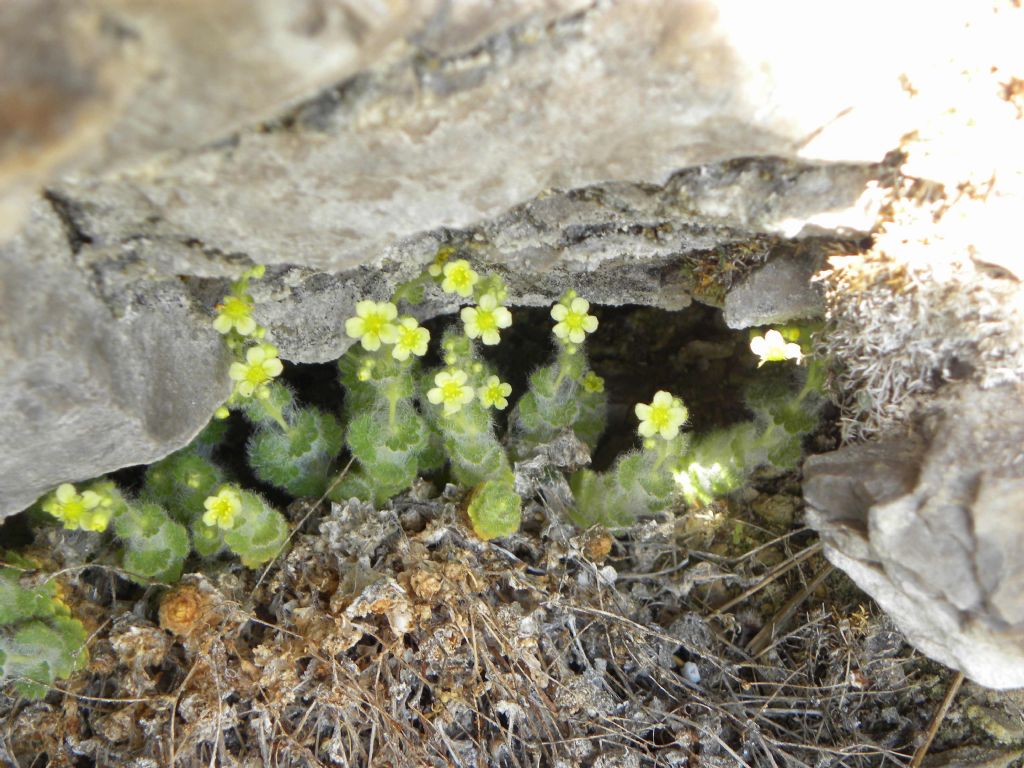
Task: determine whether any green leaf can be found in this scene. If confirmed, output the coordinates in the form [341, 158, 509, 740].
[1, 618, 88, 699]
[223, 492, 289, 568]
[143, 451, 225, 524]
[249, 407, 343, 497]
[115, 503, 189, 584]
[466, 480, 521, 540]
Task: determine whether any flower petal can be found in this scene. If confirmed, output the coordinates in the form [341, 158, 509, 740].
[344, 317, 365, 338]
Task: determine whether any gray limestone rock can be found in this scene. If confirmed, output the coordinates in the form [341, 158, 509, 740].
[723, 251, 825, 330]
[0, 202, 230, 516]
[803, 383, 1024, 689]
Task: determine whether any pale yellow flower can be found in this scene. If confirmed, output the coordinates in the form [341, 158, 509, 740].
[203, 486, 242, 529]
[213, 295, 257, 336]
[551, 297, 598, 344]
[750, 329, 803, 367]
[478, 376, 512, 410]
[392, 317, 430, 361]
[460, 293, 512, 345]
[42, 483, 111, 532]
[635, 391, 688, 440]
[441, 259, 479, 298]
[345, 300, 399, 351]
[229, 343, 284, 398]
[427, 369, 475, 415]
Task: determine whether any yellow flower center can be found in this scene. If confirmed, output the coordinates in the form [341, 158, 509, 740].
[442, 382, 464, 402]
[245, 365, 269, 386]
[648, 405, 672, 430]
[209, 498, 235, 525]
[62, 499, 85, 522]
[399, 327, 419, 348]
[476, 310, 497, 331]
[363, 314, 385, 335]
[565, 312, 586, 331]
[451, 268, 472, 290]
[222, 296, 250, 319]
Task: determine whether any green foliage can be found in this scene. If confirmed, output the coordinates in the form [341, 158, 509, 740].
[512, 347, 607, 456]
[332, 403, 430, 505]
[675, 359, 827, 507]
[331, 341, 439, 506]
[221, 490, 289, 568]
[570, 434, 690, 529]
[440, 404, 511, 488]
[143, 450, 226, 524]
[113, 503, 190, 584]
[466, 479, 522, 540]
[242, 381, 296, 428]
[0, 565, 88, 698]
[248, 406, 344, 497]
[13, 255, 831, 624]
[191, 517, 227, 558]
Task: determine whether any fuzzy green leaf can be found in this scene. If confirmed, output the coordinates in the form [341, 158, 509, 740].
[248, 407, 344, 497]
[223, 492, 289, 568]
[115, 503, 189, 584]
[466, 479, 522, 540]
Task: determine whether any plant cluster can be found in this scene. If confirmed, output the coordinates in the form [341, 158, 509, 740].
[6, 255, 826, 698]
[0, 554, 88, 698]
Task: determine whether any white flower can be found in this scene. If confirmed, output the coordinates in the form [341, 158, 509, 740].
[551, 297, 598, 344]
[42, 484, 110, 532]
[750, 329, 803, 367]
[461, 294, 512, 345]
[213, 295, 257, 336]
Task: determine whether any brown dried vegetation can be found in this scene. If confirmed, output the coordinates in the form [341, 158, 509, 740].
[4, 472, 1003, 768]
